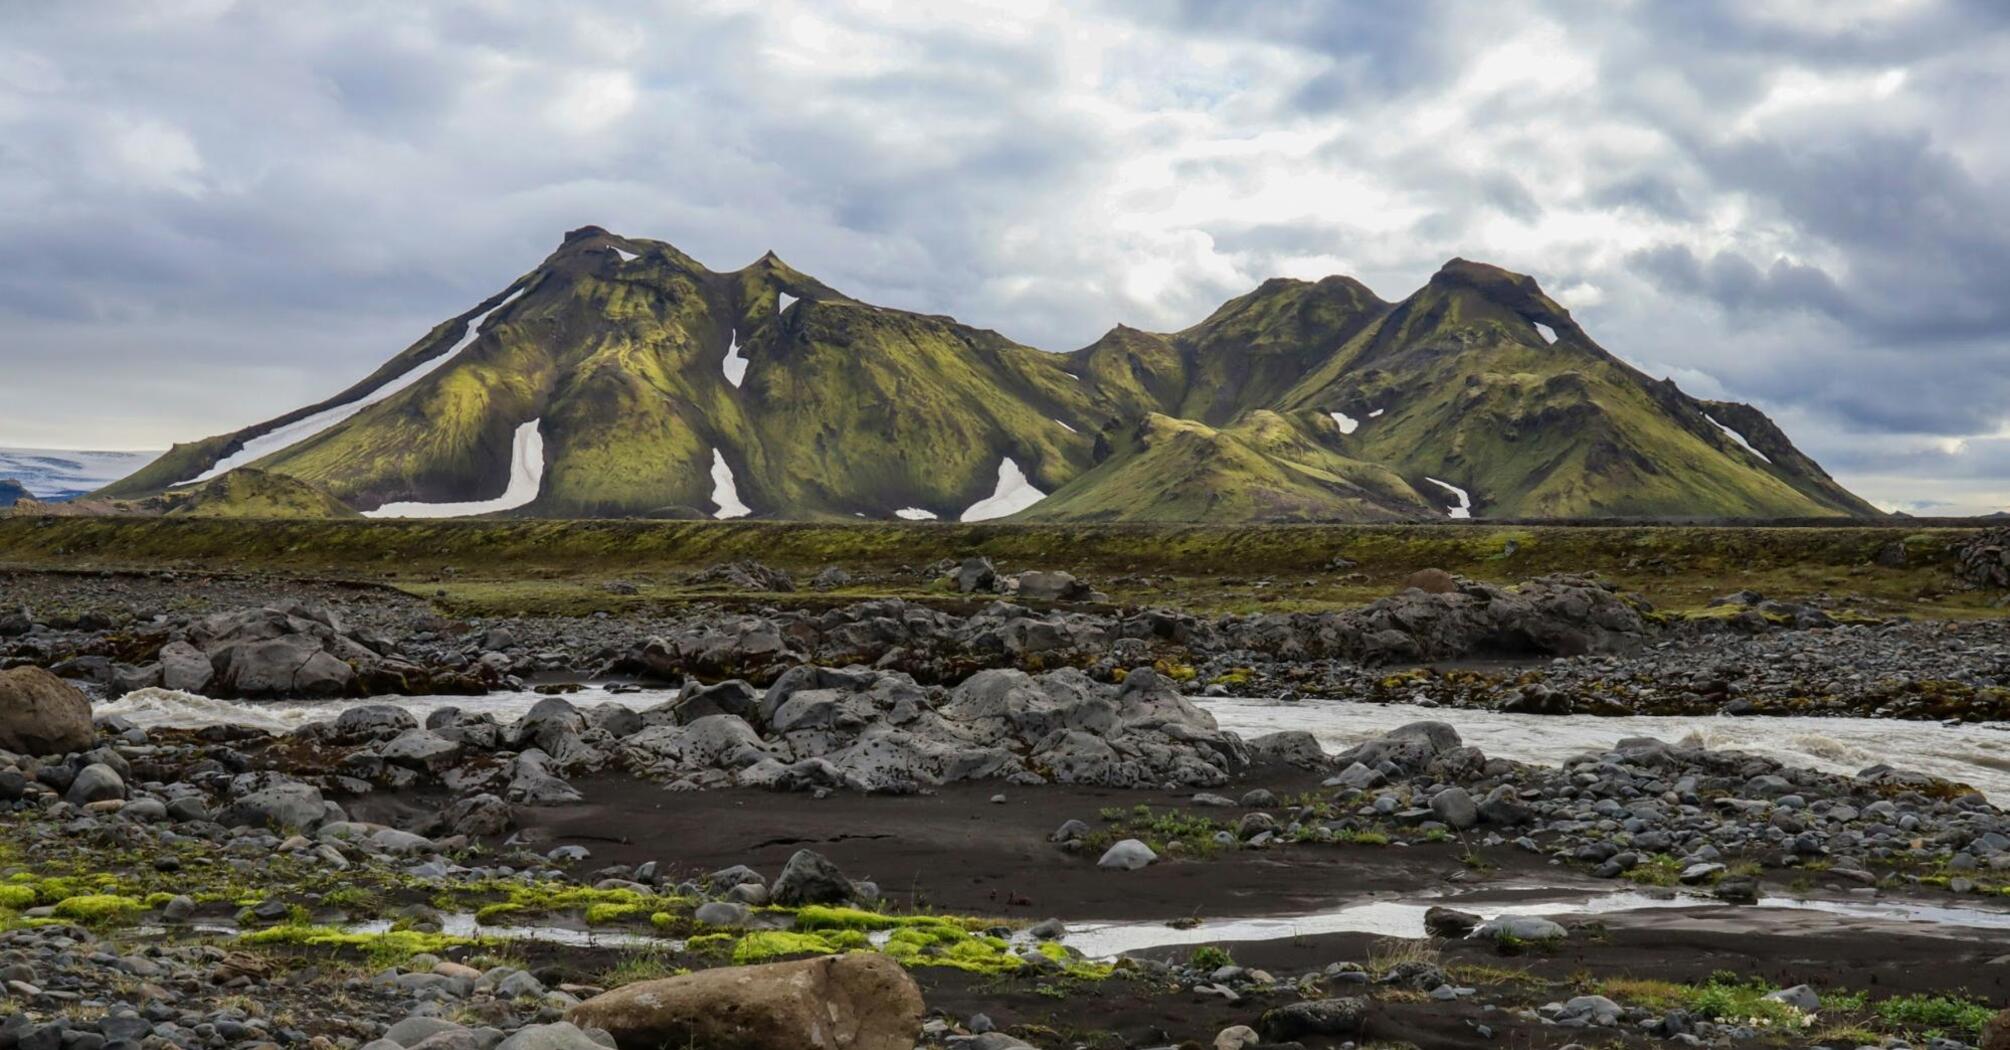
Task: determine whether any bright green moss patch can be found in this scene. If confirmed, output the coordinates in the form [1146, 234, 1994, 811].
[786, 905, 986, 933]
[0, 885, 35, 909]
[51, 895, 146, 926]
[239, 925, 476, 968]
[1874, 993, 1996, 1039]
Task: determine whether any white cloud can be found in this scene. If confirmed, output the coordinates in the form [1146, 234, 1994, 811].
[0, 1, 2004, 515]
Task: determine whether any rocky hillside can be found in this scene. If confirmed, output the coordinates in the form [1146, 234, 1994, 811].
[99, 228, 1876, 521]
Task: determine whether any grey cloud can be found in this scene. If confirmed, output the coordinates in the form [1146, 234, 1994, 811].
[0, 1, 2005, 513]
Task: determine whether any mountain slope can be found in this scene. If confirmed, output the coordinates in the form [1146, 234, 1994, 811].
[98, 232, 1876, 522]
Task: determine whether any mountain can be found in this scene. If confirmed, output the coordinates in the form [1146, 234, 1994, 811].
[99, 228, 1876, 522]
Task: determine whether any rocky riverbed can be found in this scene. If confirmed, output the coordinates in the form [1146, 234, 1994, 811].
[1, 562, 2008, 1048]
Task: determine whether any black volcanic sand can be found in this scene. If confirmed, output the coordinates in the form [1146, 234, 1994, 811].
[486, 774, 2010, 1048]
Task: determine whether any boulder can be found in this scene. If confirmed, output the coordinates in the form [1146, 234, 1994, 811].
[65, 762, 125, 805]
[567, 952, 923, 1050]
[1260, 998, 1368, 1041]
[220, 779, 329, 831]
[1096, 839, 1157, 871]
[1402, 568, 1459, 594]
[1980, 1008, 2010, 1050]
[770, 849, 854, 906]
[157, 640, 214, 694]
[0, 666, 95, 755]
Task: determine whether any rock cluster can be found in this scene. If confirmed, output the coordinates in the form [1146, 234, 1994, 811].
[618, 666, 1276, 793]
[1957, 527, 2010, 594]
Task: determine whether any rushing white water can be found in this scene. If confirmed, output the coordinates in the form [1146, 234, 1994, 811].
[97, 686, 2010, 803]
[1201, 697, 2010, 801]
[709, 449, 751, 519]
[1063, 890, 2010, 957]
[721, 330, 747, 388]
[1424, 477, 1472, 519]
[363, 420, 545, 518]
[961, 457, 1047, 521]
[1330, 411, 1359, 435]
[1705, 413, 1773, 464]
[187, 286, 529, 485]
[99, 684, 677, 733]
[777, 292, 798, 315]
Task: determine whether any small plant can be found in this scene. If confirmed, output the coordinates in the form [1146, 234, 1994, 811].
[1188, 945, 1233, 970]
[1873, 993, 1996, 1039]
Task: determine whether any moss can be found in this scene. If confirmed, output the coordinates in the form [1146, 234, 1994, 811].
[0, 885, 35, 909]
[730, 931, 851, 964]
[51, 895, 146, 926]
[786, 905, 984, 932]
[239, 924, 476, 967]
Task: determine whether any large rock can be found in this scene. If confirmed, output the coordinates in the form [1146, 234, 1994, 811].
[220, 778, 329, 831]
[1980, 1008, 2010, 1050]
[65, 762, 125, 805]
[1260, 998, 1368, 1041]
[158, 640, 215, 694]
[568, 952, 922, 1050]
[770, 849, 854, 906]
[0, 666, 94, 756]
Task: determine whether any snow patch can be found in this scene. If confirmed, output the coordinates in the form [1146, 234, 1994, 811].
[365, 419, 545, 518]
[709, 449, 751, 519]
[1705, 414, 1773, 464]
[721, 330, 747, 388]
[1329, 411, 1358, 435]
[777, 292, 798, 315]
[1533, 322, 1558, 344]
[186, 285, 529, 485]
[894, 508, 938, 521]
[961, 457, 1047, 522]
[608, 245, 637, 263]
[1424, 476, 1473, 519]
[1053, 418, 1078, 434]
[1368, 408, 1385, 418]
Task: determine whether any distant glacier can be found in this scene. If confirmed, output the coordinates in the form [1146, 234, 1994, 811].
[0, 447, 160, 500]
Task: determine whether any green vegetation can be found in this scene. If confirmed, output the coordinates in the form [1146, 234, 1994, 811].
[0, 516, 1987, 621]
[82, 237, 1877, 523]
[239, 924, 477, 968]
[1873, 993, 1997, 1039]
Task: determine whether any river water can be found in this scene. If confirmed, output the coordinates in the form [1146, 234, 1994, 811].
[97, 686, 2010, 801]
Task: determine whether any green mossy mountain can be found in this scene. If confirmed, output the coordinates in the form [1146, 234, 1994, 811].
[99, 230, 1876, 522]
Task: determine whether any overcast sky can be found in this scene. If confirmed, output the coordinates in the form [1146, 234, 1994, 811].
[3, 1, 2007, 513]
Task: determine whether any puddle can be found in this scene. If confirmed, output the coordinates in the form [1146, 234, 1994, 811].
[1061, 889, 2010, 958]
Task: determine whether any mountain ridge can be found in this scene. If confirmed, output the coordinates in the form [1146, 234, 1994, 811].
[97, 227, 1877, 522]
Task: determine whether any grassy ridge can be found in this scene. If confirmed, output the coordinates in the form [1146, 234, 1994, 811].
[0, 517, 1991, 621]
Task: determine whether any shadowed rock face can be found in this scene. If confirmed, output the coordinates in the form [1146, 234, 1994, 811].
[97, 230, 1876, 523]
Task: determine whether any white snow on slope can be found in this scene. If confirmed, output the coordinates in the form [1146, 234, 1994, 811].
[961, 457, 1047, 521]
[709, 449, 751, 519]
[1368, 408, 1385, 418]
[722, 330, 747, 388]
[608, 245, 637, 263]
[1053, 418, 1078, 434]
[895, 508, 938, 520]
[777, 292, 798, 315]
[186, 286, 529, 485]
[1704, 414, 1773, 464]
[1533, 322, 1558, 344]
[1424, 476, 1473, 519]
[1329, 411, 1358, 435]
[364, 420, 545, 518]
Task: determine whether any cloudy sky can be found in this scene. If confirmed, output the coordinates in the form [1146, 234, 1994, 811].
[3, 0, 2007, 513]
